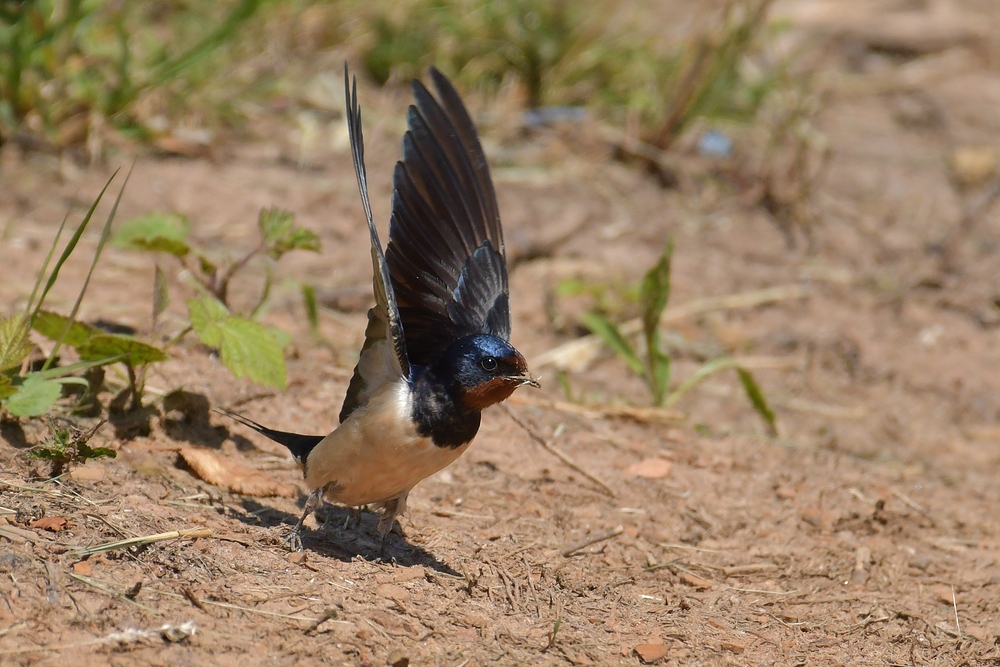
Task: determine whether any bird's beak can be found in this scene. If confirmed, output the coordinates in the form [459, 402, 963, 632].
[513, 372, 540, 389]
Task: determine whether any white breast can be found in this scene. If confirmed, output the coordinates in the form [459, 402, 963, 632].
[303, 379, 470, 507]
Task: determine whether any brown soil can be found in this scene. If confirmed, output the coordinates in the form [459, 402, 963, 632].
[3, 3, 1000, 665]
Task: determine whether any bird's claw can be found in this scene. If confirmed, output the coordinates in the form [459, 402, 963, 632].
[282, 528, 305, 552]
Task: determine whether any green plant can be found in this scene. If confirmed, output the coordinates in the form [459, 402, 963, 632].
[582, 242, 776, 434]
[356, 0, 779, 146]
[0, 170, 147, 419]
[29, 419, 114, 477]
[113, 207, 320, 388]
[0, 0, 262, 149]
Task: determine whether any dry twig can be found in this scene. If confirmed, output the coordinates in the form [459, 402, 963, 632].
[561, 526, 624, 557]
[72, 527, 215, 558]
[502, 404, 617, 498]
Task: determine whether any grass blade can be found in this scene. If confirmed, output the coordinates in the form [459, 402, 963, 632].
[662, 356, 739, 410]
[640, 240, 673, 347]
[43, 166, 132, 371]
[24, 206, 71, 321]
[301, 283, 319, 337]
[736, 366, 777, 436]
[649, 346, 671, 407]
[149, 0, 261, 86]
[153, 264, 170, 327]
[581, 312, 644, 376]
[32, 170, 119, 328]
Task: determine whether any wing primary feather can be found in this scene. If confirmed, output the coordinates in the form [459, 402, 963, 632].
[410, 80, 489, 245]
[343, 64, 410, 379]
[427, 67, 503, 256]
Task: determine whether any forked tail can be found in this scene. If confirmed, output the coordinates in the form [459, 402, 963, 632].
[215, 408, 323, 465]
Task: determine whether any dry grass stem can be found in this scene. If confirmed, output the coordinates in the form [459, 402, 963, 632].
[145, 588, 345, 624]
[561, 526, 624, 557]
[72, 527, 215, 557]
[501, 404, 617, 498]
[509, 395, 683, 423]
[67, 573, 163, 616]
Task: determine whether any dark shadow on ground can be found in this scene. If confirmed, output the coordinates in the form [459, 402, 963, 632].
[238, 496, 459, 575]
[0, 421, 30, 449]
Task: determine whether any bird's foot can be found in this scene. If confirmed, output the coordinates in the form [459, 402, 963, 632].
[376, 533, 396, 565]
[342, 506, 363, 531]
[281, 527, 305, 552]
[282, 487, 324, 552]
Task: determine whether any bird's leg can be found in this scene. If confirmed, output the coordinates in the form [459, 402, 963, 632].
[377, 510, 396, 562]
[282, 486, 324, 552]
[376, 492, 408, 562]
[343, 506, 363, 531]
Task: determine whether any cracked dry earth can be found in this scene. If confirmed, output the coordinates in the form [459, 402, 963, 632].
[3, 4, 1000, 666]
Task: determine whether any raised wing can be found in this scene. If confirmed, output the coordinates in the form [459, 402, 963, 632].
[340, 67, 410, 423]
[384, 67, 510, 368]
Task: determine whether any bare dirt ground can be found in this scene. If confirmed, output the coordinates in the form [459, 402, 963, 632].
[3, 2, 1000, 665]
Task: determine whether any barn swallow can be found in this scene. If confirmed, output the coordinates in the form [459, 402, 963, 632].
[224, 66, 537, 557]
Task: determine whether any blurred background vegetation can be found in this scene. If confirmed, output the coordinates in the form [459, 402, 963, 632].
[2, 0, 827, 425]
[0, 0, 810, 157]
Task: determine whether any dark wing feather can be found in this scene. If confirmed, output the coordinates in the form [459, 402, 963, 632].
[340, 67, 409, 422]
[385, 67, 510, 368]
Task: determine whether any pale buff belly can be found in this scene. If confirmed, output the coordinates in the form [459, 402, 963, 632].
[302, 380, 471, 507]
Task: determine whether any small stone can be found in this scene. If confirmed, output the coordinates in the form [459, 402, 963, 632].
[627, 459, 673, 479]
[634, 643, 669, 663]
[721, 641, 745, 654]
[950, 146, 996, 187]
[679, 572, 712, 589]
[387, 650, 409, 667]
[376, 584, 409, 602]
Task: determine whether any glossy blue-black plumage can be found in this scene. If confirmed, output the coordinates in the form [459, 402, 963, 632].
[408, 333, 525, 447]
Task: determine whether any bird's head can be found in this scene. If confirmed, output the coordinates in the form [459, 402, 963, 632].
[442, 334, 539, 411]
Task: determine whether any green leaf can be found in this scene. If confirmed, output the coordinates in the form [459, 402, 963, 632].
[639, 240, 673, 350]
[0, 314, 34, 371]
[736, 367, 777, 436]
[187, 296, 286, 387]
[259, 207, 321, 259]
[265, 325, 292, 351]
[153, 265, 170, 324]
[196, 253, 218, 277]
[187, 296, 229, 348]
[38, 357, 124, 380]
[77, 443, 116, 461]
[554, 278, 587, 297]
[4, 374, 64, 417]
[0, 375, 15, 401]
[581, 312, 644, 376]
[32, 310, 100, 347]
[217, 317, 286, 388]
[284, 228, 321, 253]
[77, 334, 168, 367]
[259, 207, 294, 246]
[113, 213, 191, 257]
[663, 356, 740, 410]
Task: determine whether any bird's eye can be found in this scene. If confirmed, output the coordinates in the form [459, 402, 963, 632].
[481, 356, 497, 372]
